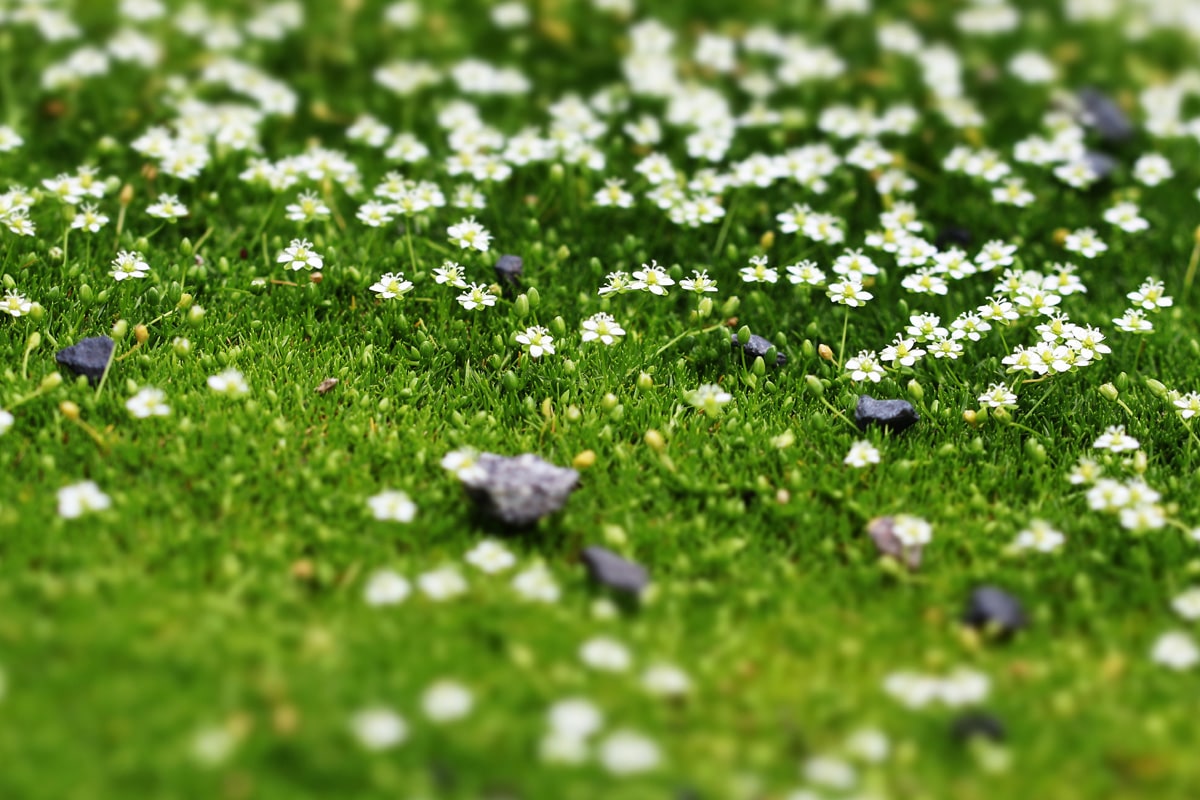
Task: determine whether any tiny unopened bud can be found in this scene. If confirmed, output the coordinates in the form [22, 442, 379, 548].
[551, 315, 567, 337]
[737, 325, 751, 346]
[59, 401, 80, 420]
[556, 244, 570, 261]
[600, 392, 618, 411]
[802, 339, 815, 358]
[134, 324, 149, 344]
[111, 319, 129, 340]
[173, 337, 191, 356]
[549, 163, 564, 183]
[805, 374, 824, 397]
[759, 231, 775, 250]
[187, 305, 206, 325]
[963, 408, 978, 426]
[1132, 449, 1148, 474]
[177, 292, 194, 310]
[1116, 371, 1130, 391]
[1099, 382, 1119, 401]
[179, 237, 193, 257]
[572, 450, 596, 469]
[514, 293, 530, 318]
[1144, 378, 1168, 398]
[1052, 228, 1069, 246]
[697, 296, 713, 319]
[818, 343, 833, 361]
[527, 286, 540, 307]
[40, 371, 63, 391]
[992, 407, 1010, 423]
[752, 355, 766, 376]
[310, 272, 323, 284]
[644, 429, 666, 452]
[720, 295, 740, 317]
[79, 284, 94, 303]
[28, 303, 45, 321]
[907, 379, 924, 401]
[26, 331, 41, 351]
[1025, 438, 1048, 464]
[119, 183, 134, 206]
[636, 371, 653, 391]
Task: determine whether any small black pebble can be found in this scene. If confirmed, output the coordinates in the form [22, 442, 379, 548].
[1077, 88, 1134, 143]
[854, 395, 919, 434]
[581, 546, 650, 594]
[55, 336, 115, 385]
[494, 254, 523, 295]
[962, 585, 1026, 638]
[935, 225, 972, 251]
[951, 712, 1006, 743]
[731, 333, 786, 367]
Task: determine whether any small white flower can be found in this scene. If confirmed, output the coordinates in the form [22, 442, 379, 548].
[146, 193, 188, 220]
[844, 440, 880, 468]
[367, 489, 416, 522]
[277, 238, 324, 271]
[1151, 631, 1199, 670]
[110, 250, 150, 281]
[457, 282, 497, 311]
[686, 383, 732, 415]
[422, 680, 473, 722]
[641, 664, 691, 697]
[580, 312, 625, 345]
[349, 707, 407, 750]
[512, 563, 560, 603]
[363, 569, 411, 606]
[845, 728, 890, 763]
[1012, 520, 1065, 553]
[804, 755, 857, 791]
[464, 539, 516, 573]
[0, 408, 13, 436]
[57, 480, 112, 518]
[580, 636, 632, 672]
[1171, 588, 1200, 621]
[598, 730, 661, 775]
[441, 448, 485, 481]
[417, 566, 467, 601]
[892, 514, 932, 547]
[207, 369, 249, 398]
[447, 216, 492, 252]
[515, 325, 555, 358]
[548, 698, 604, 738]
[126, 387, 171, 419]
[630, 260, 675, 295]
[369, 272, 414, 299]
[1093, 425, 1139, 453]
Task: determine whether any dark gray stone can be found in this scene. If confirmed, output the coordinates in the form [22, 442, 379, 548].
[1083, 150, 1119, 182]
[951, 712, 1006, 743]
[1078, 88, 1134, 143]
[55, 336, 115, 385]
[494, 254, 523, 295]
[962, 586, 1026, 638]
[581, 546, 649, 594]
[460, 453, 578, 527]
[867, 516, 922, 569]
[730, 333, 786, 367]
[935, 225, 972, 251]
[854, 396, 919, 434]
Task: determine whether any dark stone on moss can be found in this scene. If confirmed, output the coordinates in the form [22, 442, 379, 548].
[854, 395, 919, 434]
[55, 337, 115, 385]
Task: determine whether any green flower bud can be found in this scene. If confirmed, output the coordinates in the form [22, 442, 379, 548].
[737, 325, 751, 346]
[172, 337, 191, 356]
[907, 379, 924, 401]
[1144, 378, 1169, 398]
[551, 315, 567, 337]
[697, 296, 713, 319]
[1099, 383, 1119, 401]
[601, 392, 619, 411]
[40, 371, 63, 391]
[513, 293, 530, 318]
[805, 374, 824, 397]
[78, 284, 94, 303]
[187, 305, 205, 325]
[752, 356, 766, 376]
[527, 286, 540, 308]
[1116, 371, 1130, 391]
[720, 296, 740, 317]
[636, 372, 653, 391]
[502, 370, 520, 391]
[802, 339, 815, 358]
[111, 319, 129, 340]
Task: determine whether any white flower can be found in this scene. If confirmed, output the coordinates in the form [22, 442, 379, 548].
[641, 664, 691, 697]
[512, 563, 560, 603]
[207, 369, 249, 398]
[1063, 227, 1106, 259]
[146, 193, 187, 220]
[110, 250, 149, 281]
[515, 325, 555, 358]
[598, 730, 661, 775]
[465, 539, 516, 573]
[1127, 278, 1172, 311]
[1171, 588, 1200, 621]
[126, 387, 171, 418]
[369, 272, 414, 299]
[441, 448, 485, 481]
[686, 383, 732, 415]
[285, 190, 330, 223]
[363, 569, 411, 606]
[630, 260, 675, 295]
[580, 636, 632, 672]
[548, 698, 604, 738]
[827, 280, 873, 307]
[422, 680, 473, 722]
[845, 728, 890, 763]
[1093, 425, 1139, 453]
[892, 514, 932, 547]
[433, 261, 468, 288]
[679, 269, 719, 293]
[70, 203, 109, 232]
[57, 480, 112, 518]
[277, 238, 324, 271]
[804, 756, 857, 791]
[367, 489, 416, 522]
[740, 255, 778, 284]
[0, 409, 13, 436]
[844, 350, 884, 383]
[978, 383, 1017, 410]
[349, 707, 407, 750]
[457, 282, 497, 311]
[1120, 504, 1166, 532]
[447, 216, 492, 252]
[540, 731, 589, 764]
[844, 440, 880, 468]
[1151, 631, 1199, 670]
[417, 566, 467, 601]
[1013, 520, 1065, 553]
[580, 313, 625, 345]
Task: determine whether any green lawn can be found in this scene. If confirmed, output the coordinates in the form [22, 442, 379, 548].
[3, 0, 1200, 797]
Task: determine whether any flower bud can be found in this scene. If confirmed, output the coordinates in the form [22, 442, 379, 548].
[502, 370, 519, 391]
[28, 303, 45, 321]
[26, 330, 41, 351]
[1132, 449, 1148, 474]
[720, 295, 740, 317]
[600, 392, 619, 411]
[549, 163, 564, 183]
[40, 371, 63, 391]
[551, 315, 567, 337]
[636, 371, 653, 391]
[818, 343, 833, 361]
[1116, 371, 1130, 391]
[187, 305, 206, 325]
[527, 286, 540, 308]
[513, 293, 530, 318]
[737, 325, 751, 346]
[992, 407, 1010, 423]
[752, 355, 766, 376]
[111, 319, 129, 340]
[79, 284, 94, 303]
[59, 400, 80, 420]
[572, 449, 596, 469]
[1099, 382, 1119, 401]
[172, 337, 191, 356]
[802, 339, 815, 358]
[644, 429, 666, 452]
[759, 231, 775, 250]
[697, 296, 713, 319]
[1025, 438, 1047, 464]
[907, 379, 924, 401]
[963, 408, 978, 426]
[119, 183, 134, 206]
[1144, 378, 1168, 398]
[134, 324, 149, 344]
[179, 237, 193, 257]
[177, 292, 193, 310]
[805, 374, 824, 397]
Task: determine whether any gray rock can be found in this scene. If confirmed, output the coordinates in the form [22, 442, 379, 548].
[951, 712, 1006, 743]
[460, 453, 578, 527]
[55, 336, 115, 385]
[866, 516, 922, 569]
[1083, 150, 1119, 182]
[730, 333, 786, 367]
[581, 546, 649, 594]
[1078, 88, 1134, 143]
[855, 396, 919, 434]
[962, 586, 1026, 639]
[494, 254, 523, 295]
